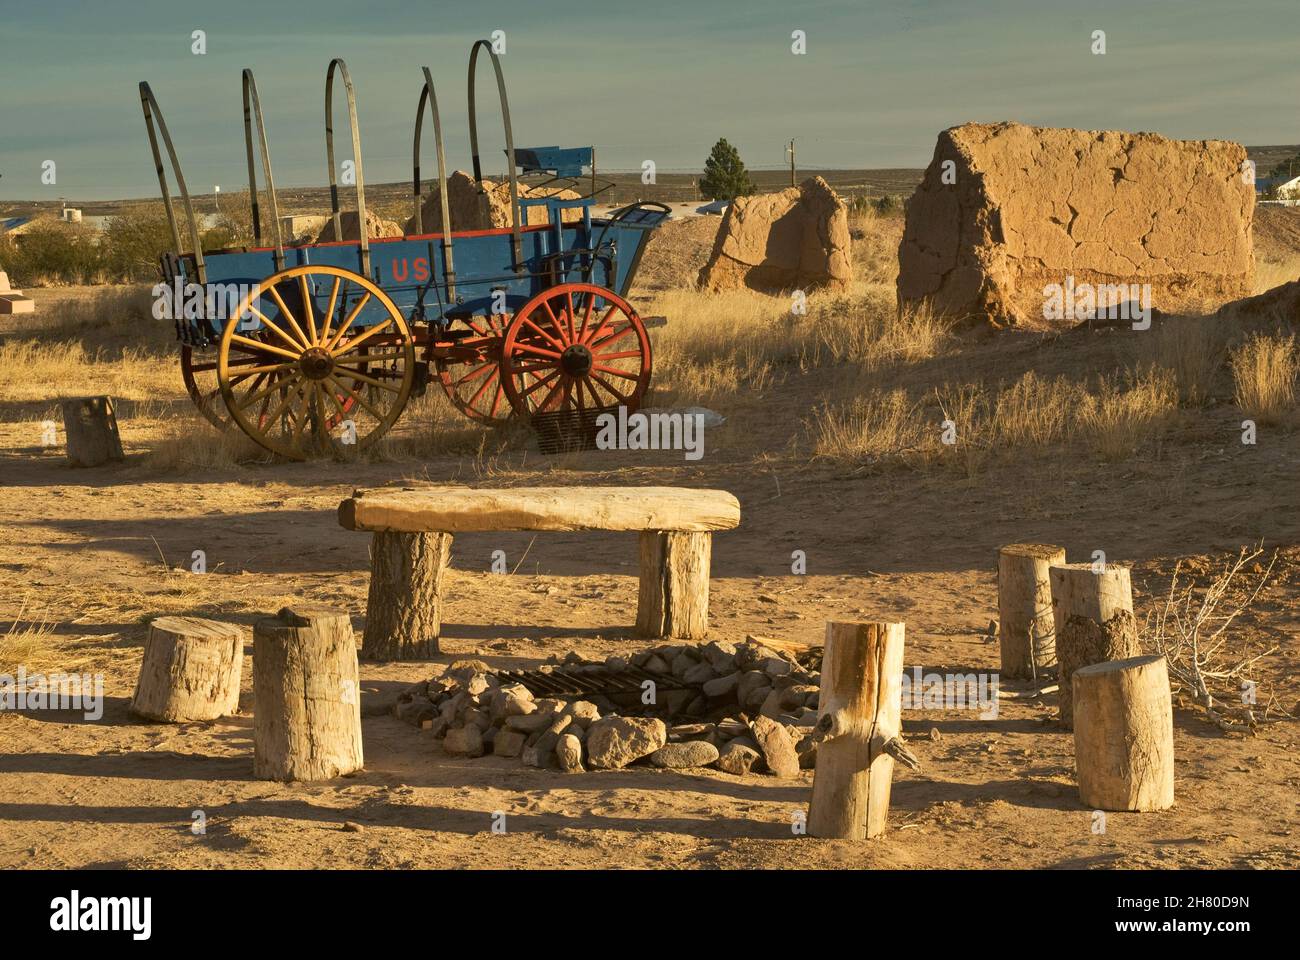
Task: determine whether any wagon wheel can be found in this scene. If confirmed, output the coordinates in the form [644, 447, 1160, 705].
[434, 313, 512, 422]
[181, 345, 231, 429]
[217, 264, 415, 460]
[183, 341, 357, 432]
[499, 283, 652, 418]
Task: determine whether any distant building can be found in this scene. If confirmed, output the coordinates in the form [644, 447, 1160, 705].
[0, 216, 39, 239]
[1274, 175, 1300, 199]
[1256, 174, 1300, 198]
[279, 214, 329, 241]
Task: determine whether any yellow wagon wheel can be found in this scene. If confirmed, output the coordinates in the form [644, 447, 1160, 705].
[217, 264, 415, 460]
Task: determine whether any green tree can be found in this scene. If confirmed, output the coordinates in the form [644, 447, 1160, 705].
[700, 138, 755, 201]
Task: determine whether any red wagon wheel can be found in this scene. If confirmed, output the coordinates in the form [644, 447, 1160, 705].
[217, 264, 415, 460]
[499, 283, 652, 418]
[434, 312, 512, 422]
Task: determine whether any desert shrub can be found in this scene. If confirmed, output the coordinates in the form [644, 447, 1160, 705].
[1231, 333, 1298, 424]
[0, 220, 105, 285]
[208, 191, 257, 248]
[100, 204, 179, 281]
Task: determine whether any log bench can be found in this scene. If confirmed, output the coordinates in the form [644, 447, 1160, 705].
[338, 486, 741, 660]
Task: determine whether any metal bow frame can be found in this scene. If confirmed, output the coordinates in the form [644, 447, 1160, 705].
[241, 69, 285, 270]
[138, 82, 207, 284]
[413, 66, 457, 301]
[325, 58, 370, 277]
[467, 39, 523, 272]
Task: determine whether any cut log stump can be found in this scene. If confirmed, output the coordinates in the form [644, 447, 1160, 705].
[636, 530, 711, 639]
[253, 606, 363, 781]
[1050, 562, 1140, 729]
[360, 531, 452, 660]
[997, 543, 1065, 679]
[130, 616, 244, 722]
[808, 621, 916, 839]
[1073, 654, 1174, 811]
[62, 396, 124, 467]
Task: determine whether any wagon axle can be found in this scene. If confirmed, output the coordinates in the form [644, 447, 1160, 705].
[560, 344, 594, 377]
[298, 347, 336, 381]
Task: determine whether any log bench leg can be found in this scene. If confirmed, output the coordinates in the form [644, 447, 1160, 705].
[361, 531, 452, 661]
[636, 530, 711, 640]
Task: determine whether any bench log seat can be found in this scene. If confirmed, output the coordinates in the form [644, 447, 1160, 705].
[339, 486, 741, 660]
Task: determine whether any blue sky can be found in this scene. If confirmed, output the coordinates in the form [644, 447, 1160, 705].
[1, 0, 1296, 199]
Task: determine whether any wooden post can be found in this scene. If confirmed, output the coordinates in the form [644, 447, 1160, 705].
[1050, 562, 1140, 728]
[360, 531, 452, 660]
[1073, 655, 1174, 811]
[636, 530, 711, 639]
[997, 543, 1065, 679]
[130, 616, 244, 722]
[61, 396, 124, 467]
[808, 621, 916, 839]
[253, 606, 363, 781]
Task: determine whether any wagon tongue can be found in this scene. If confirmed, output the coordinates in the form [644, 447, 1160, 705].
[298, 347, 336, 381]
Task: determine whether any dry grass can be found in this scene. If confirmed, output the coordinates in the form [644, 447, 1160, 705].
[1078, 368, 1179, 461]
[0, 603, 57, 675]
[646, 283, 947, 409]
[1231, 333, 1298, 425]
[1142, 316, 1230, 407]
[848, 209, 904, 285]
[1252, 255, 1300, 296]
[0, 340, 177, 407]
[142, 413, 271, 471]
[811, 368, 1177, 469]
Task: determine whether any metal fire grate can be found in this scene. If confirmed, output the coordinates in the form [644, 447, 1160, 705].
[529, 407, 606, 454]
[494, 663, 690, 701]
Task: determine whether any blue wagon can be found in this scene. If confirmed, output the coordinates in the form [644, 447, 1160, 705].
[139, 41, 667, 459]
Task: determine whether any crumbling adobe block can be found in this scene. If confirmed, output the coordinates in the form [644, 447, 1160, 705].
[897, 122, 1255, 326]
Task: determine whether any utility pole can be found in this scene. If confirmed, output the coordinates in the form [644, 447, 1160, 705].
[787, 139, 796, 187]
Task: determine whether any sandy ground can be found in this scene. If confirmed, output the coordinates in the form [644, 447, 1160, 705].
[3, 209, 1300, 870]
[2, 342, 1299, 869]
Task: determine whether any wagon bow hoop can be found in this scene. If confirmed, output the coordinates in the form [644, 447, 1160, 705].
[241, 69, 285, 270]
[414, 66, 456, 301]
[138, 81, 206, 284]
[325, 58, 371, 276]
[467, 39, 523, 273]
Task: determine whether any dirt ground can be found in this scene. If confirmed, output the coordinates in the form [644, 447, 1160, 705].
[2, 216, 1300, 870]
